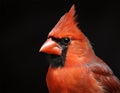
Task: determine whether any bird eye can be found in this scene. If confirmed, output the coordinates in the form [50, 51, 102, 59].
[62, 37, 71, 45]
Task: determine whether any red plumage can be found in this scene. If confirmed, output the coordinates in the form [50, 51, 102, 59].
[40, 5, 120, 93]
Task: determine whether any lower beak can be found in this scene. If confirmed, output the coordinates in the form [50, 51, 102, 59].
[39, 38, 62, 55]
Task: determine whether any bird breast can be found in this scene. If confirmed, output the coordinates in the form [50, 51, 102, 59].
[46, 66, 104, 93]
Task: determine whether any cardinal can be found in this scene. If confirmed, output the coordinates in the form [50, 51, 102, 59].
[39, 5, 120, 93]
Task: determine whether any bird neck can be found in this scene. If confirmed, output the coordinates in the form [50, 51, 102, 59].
[64, 46, 96, 67]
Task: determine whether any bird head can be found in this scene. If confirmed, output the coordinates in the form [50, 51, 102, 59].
[40, 5, 95, 68]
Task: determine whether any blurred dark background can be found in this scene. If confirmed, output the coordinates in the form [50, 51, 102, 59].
[1, 0, 120, 93]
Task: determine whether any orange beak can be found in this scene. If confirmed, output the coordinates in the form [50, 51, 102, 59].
[39, 38, 62, 55]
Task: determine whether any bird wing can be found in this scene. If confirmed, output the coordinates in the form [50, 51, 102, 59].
[88, 57, 120, 93]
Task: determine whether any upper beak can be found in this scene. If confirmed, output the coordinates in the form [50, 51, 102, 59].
[39, 38, 62, 55]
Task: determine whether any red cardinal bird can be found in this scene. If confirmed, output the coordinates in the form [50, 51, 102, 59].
[40, 5, 120, 93]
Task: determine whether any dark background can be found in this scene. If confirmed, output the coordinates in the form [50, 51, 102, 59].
[1, 0, 120, 93]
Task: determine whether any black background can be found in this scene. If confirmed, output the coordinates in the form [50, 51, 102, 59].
[1, 0, 120, 93]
